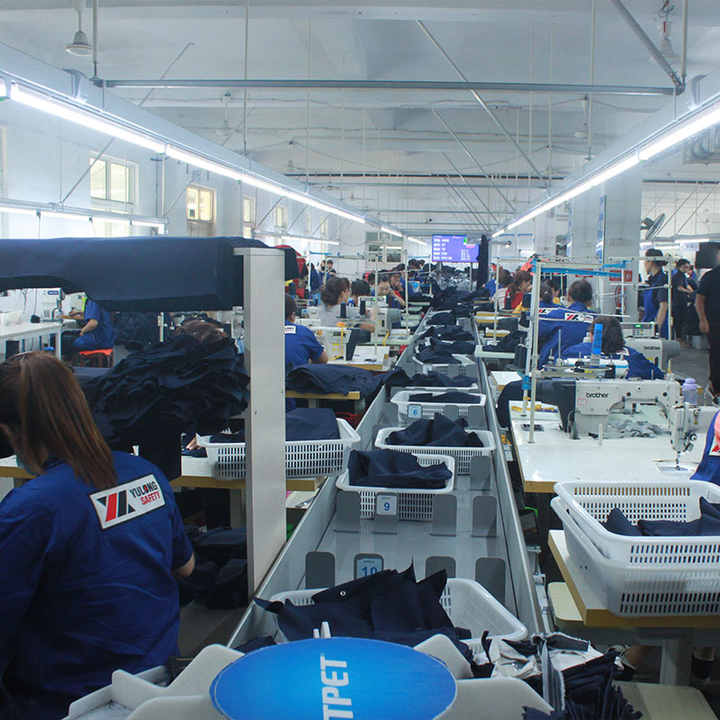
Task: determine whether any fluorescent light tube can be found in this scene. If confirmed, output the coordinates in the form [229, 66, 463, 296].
[0, 204, 37, 216]
[131, 219, 166, 229]
[167, 146, 243, 181]
[11, 85, 166, 154]
[381, 226, 403, 238]
[0, 79, 6, 98]
[325, 240, 340, 246]
[43, 210, 92, 222]
[639, 103, 720, 161]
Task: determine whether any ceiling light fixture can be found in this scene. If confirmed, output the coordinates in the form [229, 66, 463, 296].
[495, 95, 720, 236]
[10, 84, 166, 153]
[0, 204, 37, 216]
[381, 226, 404, 238]
[166, 145, 243, 181]
[65, 0, 92, 56]
[43, 210, 92, 222]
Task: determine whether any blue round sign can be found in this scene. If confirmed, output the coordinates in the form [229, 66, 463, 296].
[210, 637, 457, 720]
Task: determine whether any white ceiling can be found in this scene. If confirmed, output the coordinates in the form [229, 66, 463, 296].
[1, 0, 720, 234]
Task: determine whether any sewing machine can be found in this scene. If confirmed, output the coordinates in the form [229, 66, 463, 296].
[625, 337, 681, 370]
[540, 356, 629, 380]
[572, 378, 680, 436]
[669, 403, 717, 468]
[621, 321, 656, 338]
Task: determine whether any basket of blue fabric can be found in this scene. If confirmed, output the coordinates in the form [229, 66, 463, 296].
[336, 449, 455, 521]
[375, 413, 495, 475]
[258, 564, 527, 654]
[391, 389, 487, 427]
[197, 408, 360, 480]
[552, 479, 720, 616]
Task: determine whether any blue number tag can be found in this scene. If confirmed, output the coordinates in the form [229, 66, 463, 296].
[407, 404, 423, 419]
[376, 494, 397, 517]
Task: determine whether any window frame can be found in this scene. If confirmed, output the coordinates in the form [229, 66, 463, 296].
[89, 154, 138, 207]
[186, 184, 216, 224]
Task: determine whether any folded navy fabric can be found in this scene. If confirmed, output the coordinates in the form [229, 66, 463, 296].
[426, 311, 458, 326]
[415, 347, 461, 364]
[209, 408, 340, 443]
[383, 369, 476, 399]
[603, 497, 720, 537]
[408, 391, 481, 404]
[386, 413, 484, 448]
[422, 326, 474, 342]
[347, 449, 451, 489]
[427, 337, 476, 355]
[82, 334, 249, 445]
[286, 363, 385, 397]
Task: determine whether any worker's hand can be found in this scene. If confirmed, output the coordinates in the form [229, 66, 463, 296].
[700, 317, 710, 335]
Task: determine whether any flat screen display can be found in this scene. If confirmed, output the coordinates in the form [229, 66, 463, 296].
[431, 234, 475, 262]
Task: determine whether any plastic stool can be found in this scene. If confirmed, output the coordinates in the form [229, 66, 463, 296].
[75, 348, 114, 368]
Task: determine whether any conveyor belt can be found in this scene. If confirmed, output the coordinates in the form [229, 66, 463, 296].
[228, 314, 541, 648]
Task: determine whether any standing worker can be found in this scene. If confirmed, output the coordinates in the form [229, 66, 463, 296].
[642, 248, 669, 338]
[671, 258, 693, 343]
[696, 247, 720, 400]
[0, 352, 194, 719]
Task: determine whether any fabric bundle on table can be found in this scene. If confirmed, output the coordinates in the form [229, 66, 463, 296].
[407, 391, 481, 404]
[386, 413, 484, 448]
[421, 326, 474, 342]
[383, 368, 476, 399]
[415, 347, 461, 365]
[256, 565, 477, 665]
[209, 408, 340, 444]
[424, 337, 476, 355]
[484, 329, 526, 353]
[82, 334, 249, 444]
[603, 497, 720, 537]
[426, 311, 458, 326]
[286, 363, 385, 397]
[347, 449, 451, 489]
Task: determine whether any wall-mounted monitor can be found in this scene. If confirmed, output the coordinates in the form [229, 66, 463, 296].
[431, 234, 476, 262]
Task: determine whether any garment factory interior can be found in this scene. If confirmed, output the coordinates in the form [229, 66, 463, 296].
[4, 1, 720, 719]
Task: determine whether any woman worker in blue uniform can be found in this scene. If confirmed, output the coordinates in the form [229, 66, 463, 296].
[642, 248, 669, 337]
[71, 298, 115, 352]
[537, 279, 594, 367]
[285, 294, 328, 369]
[563, 316, 664, 380]
[0, 352, 195, 719]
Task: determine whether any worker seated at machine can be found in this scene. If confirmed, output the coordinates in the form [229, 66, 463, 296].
[0, 352, 195, 720]
[540, 279, 563, 309]
[285, 294, 328, 369]
[62, 297, 116, 358]
[317, 276, 374, 331]
[537, 279, 594, 367]
[378, 279, 406, 309]
[504, 271, 532, 311]
[563, 316, 664, 380]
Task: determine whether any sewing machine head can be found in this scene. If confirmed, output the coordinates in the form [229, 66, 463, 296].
[572, 378, 680, 436]
[669, 403, 717, 459]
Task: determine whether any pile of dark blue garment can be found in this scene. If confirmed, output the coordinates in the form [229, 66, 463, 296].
[347, 449, 451, 489]
[421, 326, 474, 342]
[386, 414, 484, 448]
[415, 347, 462, 364]
[407, 391, 480, 404]
[383, 368, 476, 399]
[255, 565, 477, 664]
[209, 408, 340, 443]
[603, 497, 720, 537]
[418, 337, 476, 356]
[430, 287, 488, 315]
[426, 311, 459, 326]
[112, 311, 160, 350]
[82, 334, 249, 445]
[286, 363, 385, 397]
[523, 651, 641, 720]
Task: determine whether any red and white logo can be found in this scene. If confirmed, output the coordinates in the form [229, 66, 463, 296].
[709, 413, 720, 456]
[90, 474, 166, 529]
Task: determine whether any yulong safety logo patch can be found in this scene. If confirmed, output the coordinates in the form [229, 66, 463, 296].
[90, 474, 166, 529]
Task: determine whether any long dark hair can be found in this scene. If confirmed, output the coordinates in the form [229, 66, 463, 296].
[0, 352, 117, 490]
[593, 316, 625, 355]
[506, 270, 532, 299]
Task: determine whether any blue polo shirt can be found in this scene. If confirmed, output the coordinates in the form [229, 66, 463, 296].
[537, 301, 595, 367]
[0, 452, 192, 717]
[285, 323, 325, 369]
[73, 299, 115, 351]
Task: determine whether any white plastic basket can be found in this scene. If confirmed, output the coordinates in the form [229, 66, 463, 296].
[336, 453, 455, 521]
[375, 427, 495, 476]
[412, 353, 477, 374]
[552, 496, 720, 616]
[554, 480, 720, 566]
[391, 390, 487, 425]
[267, 577, 527, 650]
[197, 419, 360, 480]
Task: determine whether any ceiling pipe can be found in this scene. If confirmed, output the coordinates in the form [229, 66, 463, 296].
[99, 78, 677, 96]
[681, 0, 689, 86]
[608, 0, 685, 93]
[91, 0, 98, 81]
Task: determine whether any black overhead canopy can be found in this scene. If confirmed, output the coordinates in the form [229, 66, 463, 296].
[0, 236, 299, 311]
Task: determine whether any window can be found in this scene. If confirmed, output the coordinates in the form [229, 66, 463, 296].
[187, 186, 215, 223]
[89, 156, 136, 205]
[275, 204, 288, 229]
[243, 196, 255, 238]
[94, 219, 130, 238]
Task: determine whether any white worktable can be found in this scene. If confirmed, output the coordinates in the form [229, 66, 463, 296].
[0, 321, 62, 359]
[510, 405, 702, 494]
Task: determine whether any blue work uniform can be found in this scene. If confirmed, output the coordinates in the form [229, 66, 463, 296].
[73, 299, 115, 351]
[285, 323, 325, 369]
[693, 411, 720, 486]
[0, 452, 192, 719]
[642, 271, 669, 337]
[485, 279, 497, 296]
[563, 342, 664, 380]
[537, 301, 594, 368]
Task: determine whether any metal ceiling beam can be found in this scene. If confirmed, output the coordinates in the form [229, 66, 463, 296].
[101, 78, 676, 96]
[416, 20, 546, 181]
[608, 0, 685, 93]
